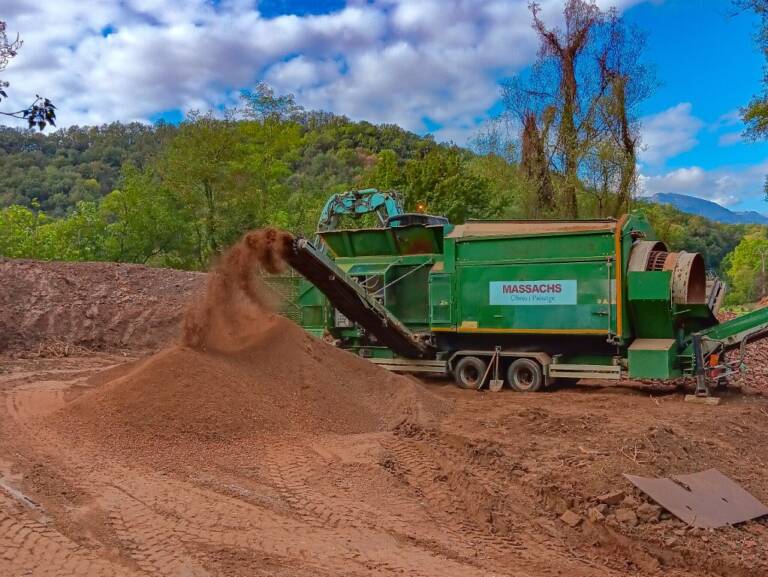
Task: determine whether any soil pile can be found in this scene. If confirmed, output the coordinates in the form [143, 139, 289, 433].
[0, 258, 204, 353]
[60, 229, 437, 450]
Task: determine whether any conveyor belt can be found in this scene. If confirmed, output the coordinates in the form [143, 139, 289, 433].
[697, 305, 768, 356]
[284, 237, 434, 359]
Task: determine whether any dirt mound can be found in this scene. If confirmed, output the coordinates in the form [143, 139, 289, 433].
[59, 229, 438, 452]
[64, 318, 430, 445]
[0, 258, 204, 353]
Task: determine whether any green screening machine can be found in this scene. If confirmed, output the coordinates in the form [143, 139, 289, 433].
[276, 189, 768, 396]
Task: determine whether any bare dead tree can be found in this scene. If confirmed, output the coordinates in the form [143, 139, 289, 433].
[596, 12, 653, 216]
[502, 1, 653, 219]
[0, 21, 56, 130]
[529, 0, 604, 218]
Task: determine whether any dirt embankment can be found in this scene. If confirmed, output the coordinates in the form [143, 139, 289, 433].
[0, 258, 204, 354]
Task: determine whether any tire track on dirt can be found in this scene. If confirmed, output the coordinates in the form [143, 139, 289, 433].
[0, 493, 138, 577]
[383, 424, 627, 577]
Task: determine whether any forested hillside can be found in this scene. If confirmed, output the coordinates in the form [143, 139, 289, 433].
[0, 124, 170, 215]
[0, 109, 503, 268]
[0, 109, 747, 276]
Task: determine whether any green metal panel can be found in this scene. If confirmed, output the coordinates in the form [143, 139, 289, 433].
[627, 271, 675, 339]
[295, 278, 327, 332]
[628, 271, 670, 301]
[392, 226, 444, 255]
[454, 260, 613, 332]
[628, 339, 680, 379]
[385, 264, 431, 327]
[429, 273, 453, 326]
[320, 225, 445, 257]
[345, 262, 392, 275]
[618, 214, 656, 339]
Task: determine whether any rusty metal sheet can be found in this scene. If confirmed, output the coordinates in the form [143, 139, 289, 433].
[624, 469, 768, 529]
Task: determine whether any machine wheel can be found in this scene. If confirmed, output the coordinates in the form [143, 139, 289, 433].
[454, 356, 487, 389]
[507, 358, 544, 392]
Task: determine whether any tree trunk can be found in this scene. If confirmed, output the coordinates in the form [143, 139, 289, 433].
[560, 51, 580, 219]
[521, 112, 555, 215]
[611, 76, 636, 216]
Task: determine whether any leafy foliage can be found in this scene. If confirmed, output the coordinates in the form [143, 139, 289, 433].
[635, 200, 745, 273]
[0, 113, 500, 269]
[736, 1, 768, 139]
[0, 123, 173, 216]
[724, 228, 768, 303]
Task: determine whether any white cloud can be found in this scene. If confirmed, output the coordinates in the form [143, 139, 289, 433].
[639, 161, 768, 208]
[718, 131, 743, 147]
[0, 0, 646, 135]
[641, 166, 706, 192]
[639, 102, 704, 166]
[712, 108, 742, 130]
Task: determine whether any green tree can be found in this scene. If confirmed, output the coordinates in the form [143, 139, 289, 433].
[737, 1, 768, 139]
[101, 166, 193, 267]
[231, 118, 303, 236]
[240, 82, 304, 122]
[401, 147, 491, 223]
[725, 229, 768, 304]
[155, 112, 245, 265]
[0, 203, 48, 257]
[34, 201, 108, 261]
[468, 153, 528, 219]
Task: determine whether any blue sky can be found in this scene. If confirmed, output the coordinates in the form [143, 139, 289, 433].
[624, 0, 768, 213]
[3, 0, 768, 214]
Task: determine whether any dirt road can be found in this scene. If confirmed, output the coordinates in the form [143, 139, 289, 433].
[1, 352, 767, 577]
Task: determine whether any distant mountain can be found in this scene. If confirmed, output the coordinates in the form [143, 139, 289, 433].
[650, 193, 768, 225]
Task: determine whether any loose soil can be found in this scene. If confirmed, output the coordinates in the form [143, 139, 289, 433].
[1, 249, 768, 576]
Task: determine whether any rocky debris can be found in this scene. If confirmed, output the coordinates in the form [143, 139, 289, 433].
[664, 536, 679, 547]
[587, 507, 606, 523]
[621, 495, 639, 508]
[637, 502, 662, 523]
[560, 510, 582, 528]
[721, 311, 768, 394]
[614, 508, 639, 527]
[597, 490, 625, 505]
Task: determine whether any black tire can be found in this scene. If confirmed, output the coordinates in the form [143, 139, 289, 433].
[454, 356, 487, 389]
[507, 358, 544, 392]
